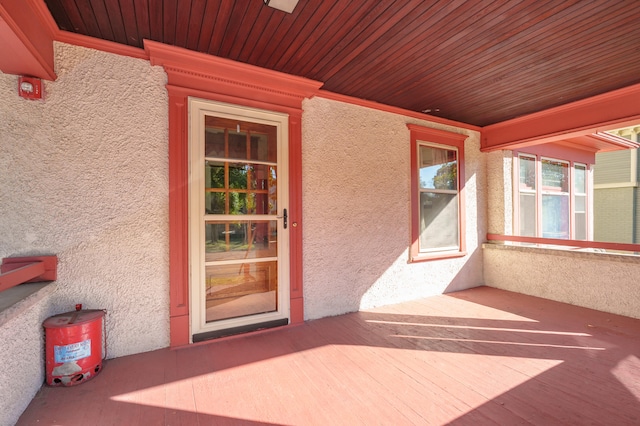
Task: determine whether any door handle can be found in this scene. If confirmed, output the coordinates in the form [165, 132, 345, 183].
[277, 208, 288, 229]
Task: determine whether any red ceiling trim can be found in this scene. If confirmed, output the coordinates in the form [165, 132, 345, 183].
[144, 40, 323, 110]
[56, 30, 148, 60]
[482, 82, 640, 152]
[318, 90, 481, 132]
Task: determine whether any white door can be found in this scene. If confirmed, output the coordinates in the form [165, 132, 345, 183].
[189, 98, 290, 341]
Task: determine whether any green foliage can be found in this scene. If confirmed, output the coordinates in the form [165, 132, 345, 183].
[433, 163, 457, 190]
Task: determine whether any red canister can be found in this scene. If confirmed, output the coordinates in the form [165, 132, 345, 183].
[43, 309, 105, 386]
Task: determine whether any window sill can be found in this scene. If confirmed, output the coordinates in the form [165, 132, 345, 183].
[410, 251, 467, 263]
[482, 242, 640, 265]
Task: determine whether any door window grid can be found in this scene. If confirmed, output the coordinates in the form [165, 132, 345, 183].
[189, 99, 290, 337]
[204, 123, 278, 254]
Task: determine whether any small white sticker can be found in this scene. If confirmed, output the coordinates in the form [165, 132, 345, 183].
[54, 339, 91, 363]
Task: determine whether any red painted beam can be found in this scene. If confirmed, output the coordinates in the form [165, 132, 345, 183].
[0, 0, 56, 80]
[481, 83, 640, 152]
[0, 255, 58, 292]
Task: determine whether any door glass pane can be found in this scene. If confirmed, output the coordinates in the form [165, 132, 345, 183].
[205, 192, 226, 215]
[200, 114, 282, 328]
[205, 261, 277, 322]
[542, 194, 569, 239]
[205, 220, 277, 262]
[228, 132, 248, 160]
[419, 146, 457, 190]
[205, 128, 225, 157]
[250, 133, 276, 162]
[419, 192, 458, 250]
[205, 161, 225, 189]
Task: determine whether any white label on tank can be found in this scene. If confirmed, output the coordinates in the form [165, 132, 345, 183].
[54, 339, 91, 363]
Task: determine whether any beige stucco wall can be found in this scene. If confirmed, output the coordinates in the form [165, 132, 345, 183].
[1, 42, 169, 425]
[484, 244, 640, 320]
[0, 284, 56, 426]
[486, 150, 513, 235]
[301, 97, 486, 319]
[1, 43, 169, 357]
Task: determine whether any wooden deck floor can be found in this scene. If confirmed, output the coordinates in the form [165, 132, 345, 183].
[18, 287, 640, 425]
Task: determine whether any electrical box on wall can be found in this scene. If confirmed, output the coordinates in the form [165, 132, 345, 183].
[18, 76, 42, 100]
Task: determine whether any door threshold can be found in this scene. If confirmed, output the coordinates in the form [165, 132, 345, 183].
[192, 318, 289, 343]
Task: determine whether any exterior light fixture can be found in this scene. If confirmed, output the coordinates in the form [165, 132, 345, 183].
[264, 0, 299, 13]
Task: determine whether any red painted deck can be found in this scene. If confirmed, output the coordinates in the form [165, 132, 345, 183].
[19, 287, 640, 425]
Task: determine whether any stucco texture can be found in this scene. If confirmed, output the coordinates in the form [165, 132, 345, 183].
[0, 42, 170, 357]
[484, 245, 640, 320]
[301, 97, 485, 320]
[0, 286, 54, 426]
[486, 150, 513, 235]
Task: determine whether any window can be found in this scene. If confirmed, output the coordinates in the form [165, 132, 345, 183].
[515, 153, 589, 241]
[574, 164, 587, 240]
[408, 124, 466, 261]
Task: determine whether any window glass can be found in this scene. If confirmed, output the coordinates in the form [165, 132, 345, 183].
[519, 155, 536, 190]
[418, 144, 459, 252]
[542, 194, 570, 239]
[542, 159, 569, 191]
[574, 164, 586, 193]
[420, 192, 458, 250]
[419, 146, 457, 190]
[574, 164, 587, 240]
[519, 193, 536, 237]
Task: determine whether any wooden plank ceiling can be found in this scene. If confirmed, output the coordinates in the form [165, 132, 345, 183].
[44, 0, 640, 127]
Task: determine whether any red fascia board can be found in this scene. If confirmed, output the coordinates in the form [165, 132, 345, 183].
[0, 0, 56, 80]
[591, 132, 640, 151]
[57, 30, 148, 60]
[481, 83, 640, 152]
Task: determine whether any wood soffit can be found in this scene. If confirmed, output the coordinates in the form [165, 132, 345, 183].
[39, 0, 640, 128]
[3, 0, 640, 153]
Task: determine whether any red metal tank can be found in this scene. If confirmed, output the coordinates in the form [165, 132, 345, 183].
[43, 309, 105, 386]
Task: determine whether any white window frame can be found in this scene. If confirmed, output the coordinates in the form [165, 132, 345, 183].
[515, 153, 590, 241]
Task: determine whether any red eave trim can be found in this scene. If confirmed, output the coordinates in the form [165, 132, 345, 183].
[57, 30, 148, 60]
[0, 0, 56, 80]
[591, 131, 640, 150]
[481, 83, 640, 152]
[319, 90, 481, 132]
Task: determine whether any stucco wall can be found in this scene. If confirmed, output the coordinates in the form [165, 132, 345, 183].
[486, 150, 513, 235]
[301, 97, 485, 320]
[484, 244, 640, 320]
[0, 285, 56, 426]
[1, 42, 169, 356]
